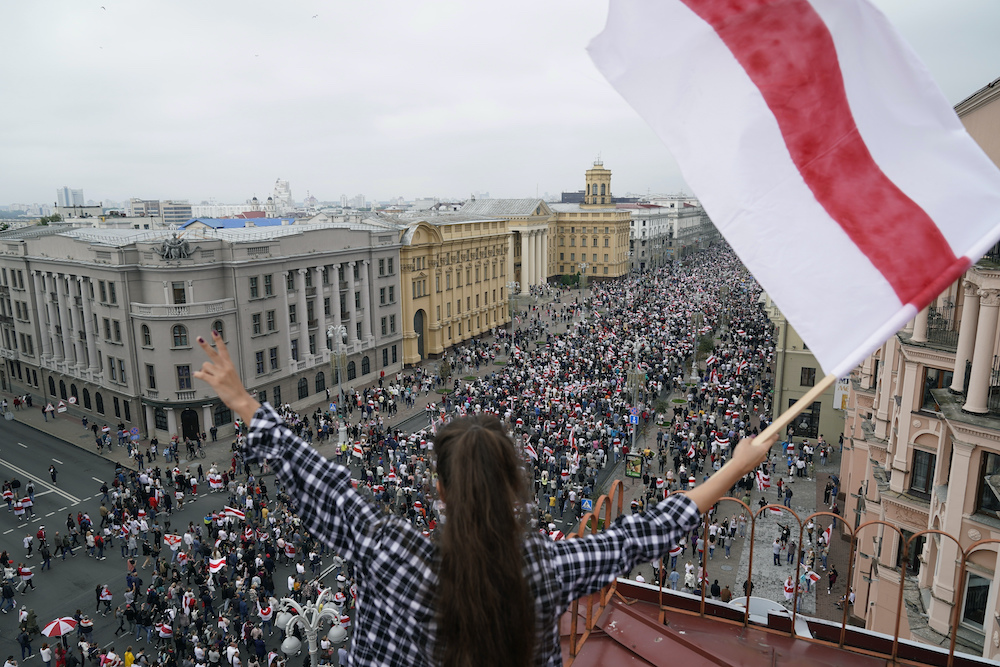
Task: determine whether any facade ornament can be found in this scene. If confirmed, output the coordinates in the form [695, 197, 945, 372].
[977, 289, 1000, 308]
[157, 233, 192, 260]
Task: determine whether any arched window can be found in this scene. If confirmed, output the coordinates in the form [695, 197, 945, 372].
[361, 356, 370, 375]
[315, 372, 325, 393]
[154, 407, 167, 430]
[172, 325, 188, 347]
[347, 361, 356, 381]
[48, 376, 56, 396]
[600, 184, 606, 196]
[59, 380, 67, 400]
[141, 325, 151, 346]
[96, 392, 105, 414]
[83, 388, 91, 410]
[212, 320, 224, 340]
[297, 377, 309, 400]
[70, 384, 79, 404]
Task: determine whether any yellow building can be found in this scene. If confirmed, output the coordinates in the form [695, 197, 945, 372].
[397, 213, 512, 364]
[551, 160, 632, 281]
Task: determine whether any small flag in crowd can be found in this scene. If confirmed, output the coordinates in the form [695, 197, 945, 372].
[208, 558, 226, 573]
[525, 442, 538, 461]
[223, 506, 245, 520]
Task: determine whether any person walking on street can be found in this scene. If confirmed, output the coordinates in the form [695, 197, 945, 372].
[828, 566, 839, 594]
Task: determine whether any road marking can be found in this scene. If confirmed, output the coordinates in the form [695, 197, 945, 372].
[2, 529, 11, 534]
[0, 455, 81, 504]
[46, 511, 55, 517]
[35, 489, 55, 498]
[52, 458, 63, 464]
[92, 477, 104, 483]
[58, 507, 67, 512]
[18, 442, 27, 448]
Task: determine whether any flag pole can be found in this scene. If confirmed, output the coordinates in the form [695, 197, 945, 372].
[754, 373, 838, 445]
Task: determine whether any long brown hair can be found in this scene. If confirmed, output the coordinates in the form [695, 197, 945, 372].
[433, 414, 535, 666]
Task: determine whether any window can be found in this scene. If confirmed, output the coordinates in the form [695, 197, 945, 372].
[172, 325, 188, 347]
[83, 389, 91, 409]
[118, 359, 126, 384]
[800, 367, 816, 387]
[593, 238, 598, 247]
[172, 282, 186, 304]
[355, 291, 361, 308]
[103, 318, 112, 340]
[353, 263, 360, 280]
[141, 325, 151, 346]
[304, 271, 312, 288]
[362, 356, 370, 375]
[390, 315, 396, 333]
[155, 406, 168, 430]
[379, 259, 385, 276]
[146, 364, 156, 390]
[291, 339, 299, 361]
[962, 573, 990, 630]
[256, 351, 265, 375]
[322, 268, 329, 285]
[324, 297, 330, 316]
[315, 372, 325, 393]
[605, 238, 609, 247]
[380, 287, 386, 305]
[109, 282, 117, 304]
[922, 367, 953, 410]
[356, 322, 362, 341]
[177, 365, 192, 390]
[96, 392, 104, 414]
[257, 390, 267, 404]
[99, 281, 107, 302]
[212, 320, 224, 340]
[267, 310, 276, 331]
[388, 258, 394, 275]
[264, 274, 273, 296]
[392, 345, 398, 363]
[113, 397, 121, 418]
[114, 320, 122, 342]
[214, 404, 232, 427]
[976, 451, 1000, 517]
[347, 361, 357, 380]
[288, 304, 297, 324]
[381, 317, 387, 336]
[270, 347, 279, 370]
[108, 357, 116, 381]
[388, 286, 395, 303]
[286, 272, 295, 290]
[252, 313, 262, 335]
[910, 450, 936, 497]
[788, 399, 820, 439]
[249, 276, 259, 298]
[273, 385, 281, 406]
[309, 334, 316, 355]
[383, 348, 388, 367]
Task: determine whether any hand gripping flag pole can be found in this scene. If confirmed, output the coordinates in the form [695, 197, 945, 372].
[753, 373, 837, 449]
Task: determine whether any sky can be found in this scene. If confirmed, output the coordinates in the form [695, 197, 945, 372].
[1, 0, 999, 207]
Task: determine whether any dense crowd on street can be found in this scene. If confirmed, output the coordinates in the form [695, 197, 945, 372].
[1, 243, 837, 667]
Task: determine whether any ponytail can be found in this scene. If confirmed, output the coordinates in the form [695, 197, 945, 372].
[434, 415, 535, 667]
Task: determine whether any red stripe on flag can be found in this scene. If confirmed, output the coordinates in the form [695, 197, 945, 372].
[680, 0, 968, 306]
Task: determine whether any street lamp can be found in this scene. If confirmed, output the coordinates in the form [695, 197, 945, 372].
[631, 338, 649, 454]
[506, 280, 520, 321]
[275, 588, 347, 665]
[327, 324, 348, 422]
[578, 261, 588, 295]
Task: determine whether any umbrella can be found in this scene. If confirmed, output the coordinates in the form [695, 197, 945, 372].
[42, 617, 78, 637]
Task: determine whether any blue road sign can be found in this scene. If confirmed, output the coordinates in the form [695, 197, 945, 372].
[130, 427, 140, 435]
[581, 498, 594, 512]
[629, 415, 639, 425]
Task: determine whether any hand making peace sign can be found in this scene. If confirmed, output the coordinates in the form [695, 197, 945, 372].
[195, 330, 261, 423]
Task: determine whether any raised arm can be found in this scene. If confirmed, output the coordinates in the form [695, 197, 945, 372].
[194, 331, 379, 561]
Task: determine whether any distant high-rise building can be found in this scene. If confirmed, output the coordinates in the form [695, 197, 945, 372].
[56, 187, 84, 207]
[273, 179, 293, 213]
[161, 201, 193, 226]
[340, 195, 348, 208]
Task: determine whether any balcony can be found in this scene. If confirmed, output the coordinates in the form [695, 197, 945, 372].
[131, 298, 236, 319]
[176, 390, 196, 401]
[561, 479, 995, 667]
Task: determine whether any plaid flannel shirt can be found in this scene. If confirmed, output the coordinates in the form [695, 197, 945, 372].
[247, 402, 700, 666]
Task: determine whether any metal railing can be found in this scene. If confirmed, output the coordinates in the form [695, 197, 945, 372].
[564, 482, 988, 667]
[927, 304, 959, 347]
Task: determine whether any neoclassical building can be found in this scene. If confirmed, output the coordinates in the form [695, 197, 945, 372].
[839, 76, 1000, 660]
[0, 220, 403, 440]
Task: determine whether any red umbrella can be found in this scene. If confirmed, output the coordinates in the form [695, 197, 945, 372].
[42, 617, 78, 637]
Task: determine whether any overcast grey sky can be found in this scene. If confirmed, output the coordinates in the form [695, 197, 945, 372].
[2, 0, 998, 206]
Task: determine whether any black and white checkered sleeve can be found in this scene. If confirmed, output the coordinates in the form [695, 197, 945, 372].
[550, 493, 701, 606]
[246, 402, 380, 563]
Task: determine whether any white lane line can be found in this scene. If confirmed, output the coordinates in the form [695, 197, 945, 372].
[52, 458, 63, 464]
[45, 511, 55, 517]
[35, 489, 55, 498]
[92, 477, 104, 483]
[2, 529, 11, 534]
[18, 442, 27, 448]
[58, 506, 67, 512]
[0, 455, 82, 504]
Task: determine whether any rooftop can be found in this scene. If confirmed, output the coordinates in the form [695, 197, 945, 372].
[459, 198, 547, 217]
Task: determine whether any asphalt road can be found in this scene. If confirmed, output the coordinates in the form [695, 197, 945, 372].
[0, 420, 310, 662]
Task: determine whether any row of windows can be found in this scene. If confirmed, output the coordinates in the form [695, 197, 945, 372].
[562, 237, 611, 248]
[247, 262, 395, 299]
[558, 265, 610, 275]
[138, 321, 225, 348]
[253, 345, 399, 405]
[559, 253, 611, 264]
[2, 269, 26, 290]
[558, 226, 613, 235]
[40, 375, 131, 422]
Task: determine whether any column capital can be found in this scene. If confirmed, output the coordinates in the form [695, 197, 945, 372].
[978, 289, 1000, 307]
[297, 267, 308, 275]
[963, 280, 981, 297]
[951, 438, 976, 457]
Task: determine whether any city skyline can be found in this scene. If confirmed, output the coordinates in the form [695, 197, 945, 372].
[1, 1, 998, 206]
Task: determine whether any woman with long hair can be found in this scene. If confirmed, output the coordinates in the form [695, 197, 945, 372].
[194, 330, 772, 665]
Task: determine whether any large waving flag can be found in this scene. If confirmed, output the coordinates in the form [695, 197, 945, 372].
[589, 0, 1000, 377]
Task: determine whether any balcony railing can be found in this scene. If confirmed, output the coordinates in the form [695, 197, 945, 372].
[927, 304, 959, 347]
[131, 298, 236, 318]
[562, 480, 993, 667]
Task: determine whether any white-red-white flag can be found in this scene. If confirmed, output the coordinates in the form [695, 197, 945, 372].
[823, 522, 833, 545]
[223, 506, 245, 521]
[589, 0, 1000, 377]
[208, 557, 226, 573]
[524, 442, 538, 461]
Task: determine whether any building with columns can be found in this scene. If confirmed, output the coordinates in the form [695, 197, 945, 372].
[393, 212, 512, 365]
[0, 221, 403, 441]
[838, 76, 1000, 660]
